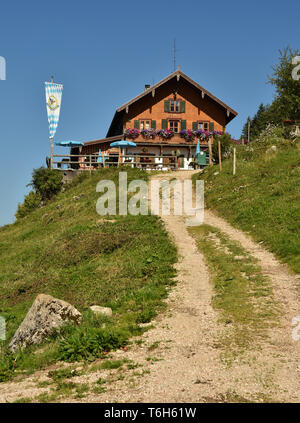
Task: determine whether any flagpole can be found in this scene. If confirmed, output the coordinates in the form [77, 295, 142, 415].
[50, 75, 54, 170]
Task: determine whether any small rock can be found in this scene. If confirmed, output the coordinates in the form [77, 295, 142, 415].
[90, 305, 112, 317]
[9, 294, 82, 353]
[266, 145, 277, 154]
[72, 194, 84, 201]
[213, 171, 219, 176]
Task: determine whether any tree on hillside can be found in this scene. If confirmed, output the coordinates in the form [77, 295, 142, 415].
[241, 47, 300, 139]
[241, 104, 274, 140]
[268, 46, 300, 120]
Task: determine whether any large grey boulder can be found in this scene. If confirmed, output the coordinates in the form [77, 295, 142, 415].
[9, 294, 82, 353]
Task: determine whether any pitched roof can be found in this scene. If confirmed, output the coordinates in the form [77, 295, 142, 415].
[106, 70, 237, 137]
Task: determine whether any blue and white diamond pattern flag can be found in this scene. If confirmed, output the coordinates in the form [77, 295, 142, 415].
[45, 81, 63, 139]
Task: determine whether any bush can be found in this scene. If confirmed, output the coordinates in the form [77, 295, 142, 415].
[212, 133, 233, 163]
[58, 327, 129, 362]
[136, 309, 156, 323]
[30, 167, 63, 201]
[15, 191, 42, 219]
[253, 124, 284, 149]
[15, 167, 63, 219]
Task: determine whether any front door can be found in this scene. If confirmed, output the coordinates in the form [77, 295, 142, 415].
[178, 156, 184, 168]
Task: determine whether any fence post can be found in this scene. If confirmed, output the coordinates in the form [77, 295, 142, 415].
[102, 151, 105, 168]
[209, 136, 213, 165]
[233, 147, 236, 175]
[218, 140, 222, 171]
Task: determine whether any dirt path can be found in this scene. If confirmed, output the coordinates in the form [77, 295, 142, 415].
[1, 171, 299, 403]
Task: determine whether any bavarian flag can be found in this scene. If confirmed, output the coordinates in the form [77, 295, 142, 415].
[45, 81, 63, 139]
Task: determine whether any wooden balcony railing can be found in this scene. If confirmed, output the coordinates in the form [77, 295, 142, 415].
[52, 153, 207, 171]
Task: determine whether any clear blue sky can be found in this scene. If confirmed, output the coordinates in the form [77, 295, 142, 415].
[0, 0, 299, 226]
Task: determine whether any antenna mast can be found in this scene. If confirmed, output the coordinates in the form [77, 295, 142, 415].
[173, 39, 176, 72]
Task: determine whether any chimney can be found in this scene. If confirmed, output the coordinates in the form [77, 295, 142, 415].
[144, 84, 150, 91]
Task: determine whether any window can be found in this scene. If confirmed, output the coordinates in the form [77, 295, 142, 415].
[140, 120, 151, 130]
[198, 121, 209, 131]
[169, 120, 179, 133]
[170, 100, 180, 112]
[164, 100, 185, 113]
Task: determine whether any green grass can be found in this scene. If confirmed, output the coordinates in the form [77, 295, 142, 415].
[0, 168, 177, 381]
[193, 142, 300, 273]
[100, 359, 124, 370]
[189, 224, 278, 361]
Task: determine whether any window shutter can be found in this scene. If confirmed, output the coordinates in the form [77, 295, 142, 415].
[161, 119, 168, 129]
[180, 120, 187, 130]
[192, 121, 197, 131]
[151, 120, 156, 129]
[134, 120, 139, 129]
[164, 100, 170, 112]
[209, 122, 214, 132]
[180, 101, 186, 113]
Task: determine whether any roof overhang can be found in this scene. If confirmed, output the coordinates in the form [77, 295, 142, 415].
[83, 134, 123, 147]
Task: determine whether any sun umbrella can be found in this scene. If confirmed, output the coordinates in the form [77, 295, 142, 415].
[97, 148, 103, 163]
[110, 140, 137, 147]
[195, 140, 200, 155]
[55, 140, 84, 147]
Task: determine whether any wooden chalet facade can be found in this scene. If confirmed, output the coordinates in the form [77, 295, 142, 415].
[80, 70, 237, 169]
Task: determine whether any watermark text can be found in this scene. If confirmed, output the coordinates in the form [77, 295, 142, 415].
[0, 56, 6, 80]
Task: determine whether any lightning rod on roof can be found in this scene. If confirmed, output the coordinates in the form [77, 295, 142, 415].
[173, 39, 176, 72]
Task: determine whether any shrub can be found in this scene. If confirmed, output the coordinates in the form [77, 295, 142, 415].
[15, 191, 42, 219]
[29, 167, 63, 201]
[136, 309, 156, 323]
[253, 124, 284, 149]
[212, 133, 233, 163]
[58, 327, 129, 362]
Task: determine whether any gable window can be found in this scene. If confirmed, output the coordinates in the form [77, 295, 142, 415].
[170, 100, 180, 112]
[140, 120, 151, 130]
[169, 120, 179, 133]
[164, 100, 186, 113]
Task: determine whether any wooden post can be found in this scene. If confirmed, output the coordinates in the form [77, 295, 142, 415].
[218, 140, 222, 171]
[242, 137, 244, 145]
[209, 136, 213, 165]
[233, 147, 236, 175]
[102, 151, 105, 168]
[50, 137, 54, 169]
[118, 147, 121, 166]
[49, 76, 54, 170]
[248, 119, 250, 143]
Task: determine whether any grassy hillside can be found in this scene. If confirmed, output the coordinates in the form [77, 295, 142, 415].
[0, 168, 177, 381]
[193, 141, 300, 273]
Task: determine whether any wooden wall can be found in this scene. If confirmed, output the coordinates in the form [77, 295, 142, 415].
[122, 78, 226, 142]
